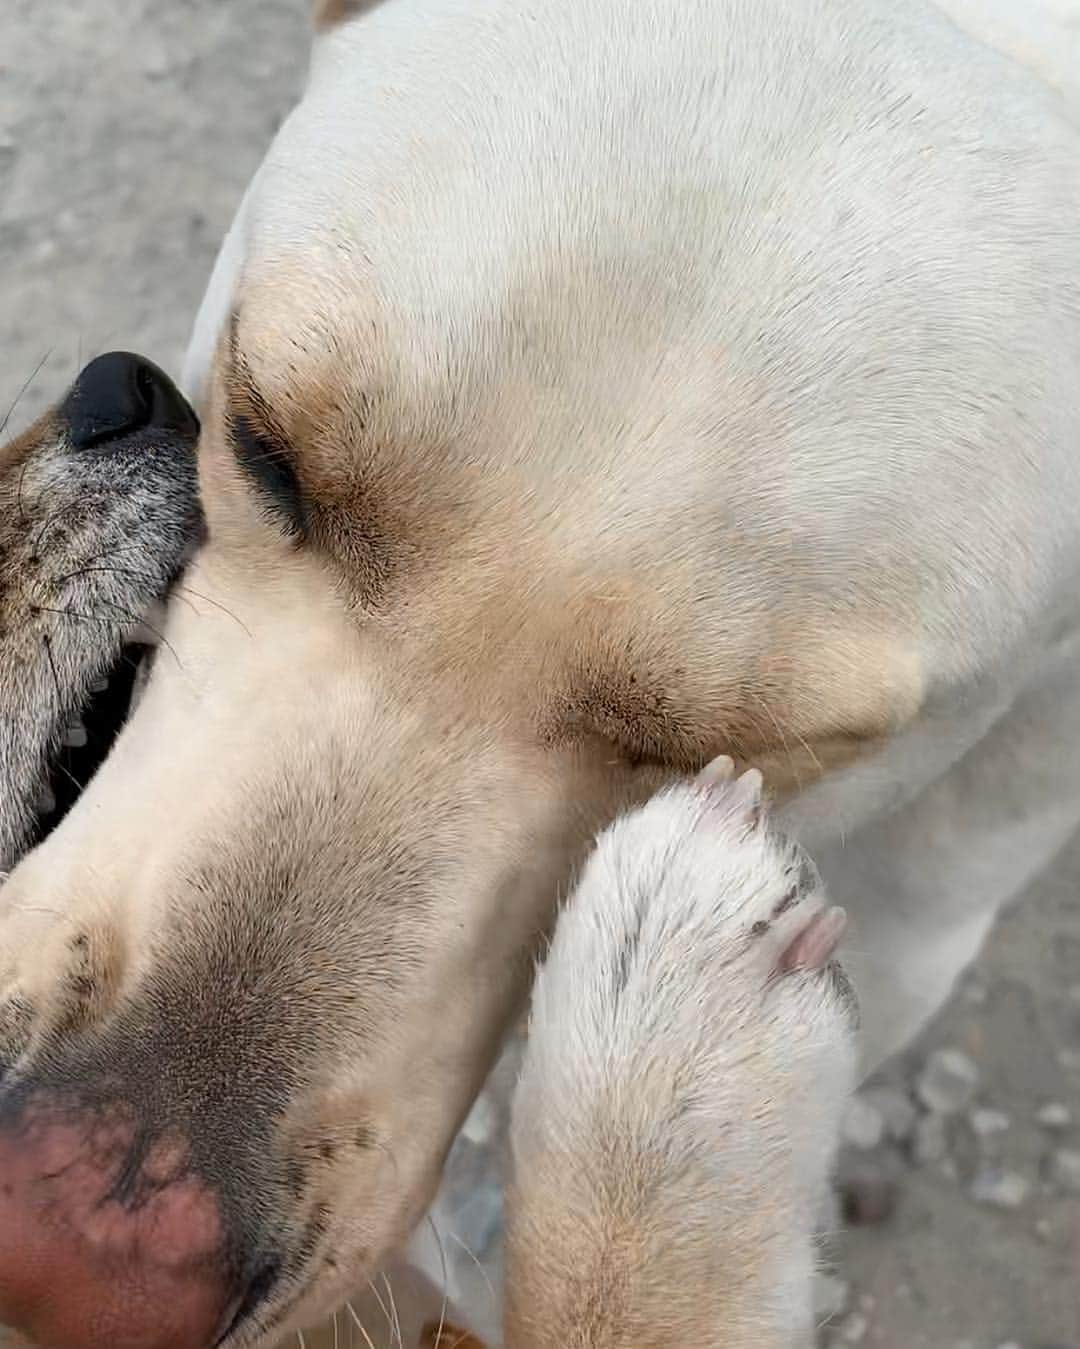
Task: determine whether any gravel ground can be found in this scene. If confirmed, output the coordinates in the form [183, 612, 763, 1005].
[2, 3, 1078, 1347]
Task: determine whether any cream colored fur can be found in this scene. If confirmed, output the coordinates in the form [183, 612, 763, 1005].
[0, 0, 1077, 1346]
[505, 764, 856, 1349]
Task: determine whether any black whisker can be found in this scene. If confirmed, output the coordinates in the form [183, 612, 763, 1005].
[60, 565, 250, 637]
[38, 636, 93, 795]
[57, 565, 199, 616]
[15, 461, 32, 532]
[75, 543, 150, 570]
[173, 585, 252, 636]
[0, 349, 52, 443]
[5, 351, 54, 532]
[41, 632, 63, 711]
[96, 599, 182, 670]
[31, 604, 122, 630]
[29, 498, 84, 562]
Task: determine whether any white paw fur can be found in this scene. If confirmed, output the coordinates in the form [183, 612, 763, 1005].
[506, 760, 858, 1348]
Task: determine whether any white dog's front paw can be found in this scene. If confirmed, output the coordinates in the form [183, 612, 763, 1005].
[523, 757, 857, 1100]
[507, 758, 858, 1348]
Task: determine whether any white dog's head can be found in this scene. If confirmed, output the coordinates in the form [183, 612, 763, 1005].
[0, 1, 1075, 1346]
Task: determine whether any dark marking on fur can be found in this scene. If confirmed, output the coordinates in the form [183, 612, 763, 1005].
[228, 411, 306, 536]
[312, 0, 382, 32]
[69, 973, 97, 1001]
[545, 664, 707, 768]
[226, 327, 306, 535]
[285, 1159, 307, 1197]
[773, 885, 799, 918]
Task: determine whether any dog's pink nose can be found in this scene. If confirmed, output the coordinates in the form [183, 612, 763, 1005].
[0, 1101, 232, 1349]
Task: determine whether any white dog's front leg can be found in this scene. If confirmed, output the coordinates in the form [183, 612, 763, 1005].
[817, 622, 1080, 1072]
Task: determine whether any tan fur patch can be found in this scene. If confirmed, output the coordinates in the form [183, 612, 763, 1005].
[420, 1320, 488, 1349]
[312, 0, 381, 32]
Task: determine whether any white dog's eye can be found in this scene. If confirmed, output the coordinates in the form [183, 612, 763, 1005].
[227, 408, 306, 536]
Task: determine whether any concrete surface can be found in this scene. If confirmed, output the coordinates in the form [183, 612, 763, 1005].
[1, 3, 1077, 1347]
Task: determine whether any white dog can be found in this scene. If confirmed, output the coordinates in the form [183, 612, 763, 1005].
[0, 1, 1076, 1346]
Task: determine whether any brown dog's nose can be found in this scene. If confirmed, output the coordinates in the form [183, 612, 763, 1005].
[0, 1098, 234, 1349]
[60, 351, 200, 452]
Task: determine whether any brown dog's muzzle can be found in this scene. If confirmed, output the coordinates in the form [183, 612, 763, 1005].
[0, 985, 293, 1349]
[0, 1095, 233, 1349]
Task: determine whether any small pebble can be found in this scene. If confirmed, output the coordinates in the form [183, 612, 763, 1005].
[971, 1168, 1031, 1209]
[1048, 1148, 1080, 1193]
[839, 1312, 869, 1344]
[962, 978, 989, 1005]
[969, 1106, 1010, 1138]
[913, 1113, 948, 1164]
[140, 42, 173, 77]
[968, 1106, 1011, 1153]
[841, 1098, 886, 1151]
[837, 1162, 898, 1226]
[862, 1086, 918, 1144]
[1036, 1102, 1072, 1131]
[812, 1273, 850, 1322]
[1034, 1217, 1053, 1243]
[917, 1048, 979, 1115]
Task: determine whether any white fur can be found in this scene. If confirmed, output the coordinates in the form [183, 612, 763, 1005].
[176, 0, 1079, 1339]
[5, 0, 1076, 1344]
[507, 773, 856, 1345]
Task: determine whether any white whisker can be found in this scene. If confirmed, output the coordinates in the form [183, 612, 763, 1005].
[427, 1215, 450, 1349]
[447, 1231, 497, 1309]
[381, 1272, 403, 1349]
[346, 1300, 379, 1349]
[366, 1277, 393, 1336]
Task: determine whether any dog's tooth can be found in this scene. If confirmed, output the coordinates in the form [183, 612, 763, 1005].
[127, 654, 153, 716]
[33, 786, 56, 816]
[63, 720, 88, 749]
[129, 610, 170, 646]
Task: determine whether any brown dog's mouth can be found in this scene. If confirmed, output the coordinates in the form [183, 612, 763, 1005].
[30, 615, 165, 849]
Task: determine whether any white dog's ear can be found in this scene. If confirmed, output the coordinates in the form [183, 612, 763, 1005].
[312, 0, 384, 32]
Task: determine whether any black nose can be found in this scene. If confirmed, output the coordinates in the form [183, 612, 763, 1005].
[61, 352, 200, 452]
